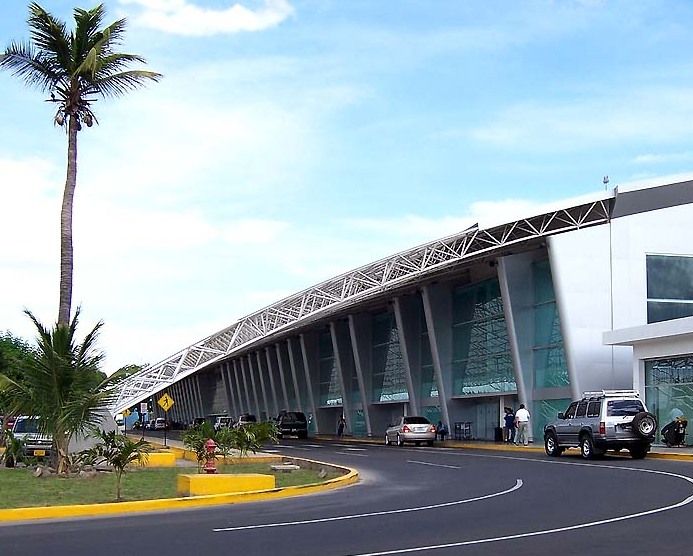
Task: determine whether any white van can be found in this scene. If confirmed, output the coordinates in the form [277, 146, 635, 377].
[115, 413, 126, 434]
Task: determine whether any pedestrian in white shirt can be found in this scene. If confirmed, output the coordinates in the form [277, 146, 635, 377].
[514, 404, 530, 446]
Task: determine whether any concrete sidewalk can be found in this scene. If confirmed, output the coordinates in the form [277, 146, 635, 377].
[316, 435, 693, 461]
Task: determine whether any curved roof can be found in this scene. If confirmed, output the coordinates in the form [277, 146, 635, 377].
[111, 193, 612, 412]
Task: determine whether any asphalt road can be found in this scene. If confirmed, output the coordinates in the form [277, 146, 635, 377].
[2, 440, 693, 556]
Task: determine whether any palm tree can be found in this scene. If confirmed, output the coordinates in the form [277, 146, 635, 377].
[86, 430, 151, 501]
[0, 308, 125, 474]
[0, 3, 162, 326]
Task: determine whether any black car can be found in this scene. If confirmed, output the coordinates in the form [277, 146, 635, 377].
[276, 411, 308, 439]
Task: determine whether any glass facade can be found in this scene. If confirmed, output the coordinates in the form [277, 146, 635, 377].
[645, 355, 693, 445]
[647, 255, 693, 323]
[532, 260, 569, 388]
[318, 330, 342, 407]
[420, 310, 438, 398]
[451, 279, 516, 395]
[372, 311, 409, 402]
[533, 398, 571, 440]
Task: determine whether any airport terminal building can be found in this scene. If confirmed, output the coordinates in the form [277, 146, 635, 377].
[113, 178, 693, 443]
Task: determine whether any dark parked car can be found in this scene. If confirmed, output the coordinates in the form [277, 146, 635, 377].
[275, 411, 308, 439]
[235, 413, 257, 428]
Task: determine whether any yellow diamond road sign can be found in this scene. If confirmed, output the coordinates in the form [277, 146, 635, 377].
[123, 409, 131, 418]
[158, 393, 175, 412]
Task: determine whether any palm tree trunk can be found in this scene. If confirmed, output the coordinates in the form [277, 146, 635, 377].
[116, 469, 122, 501]
[58, 114, 78, 326]
[55, 433, 70, 474]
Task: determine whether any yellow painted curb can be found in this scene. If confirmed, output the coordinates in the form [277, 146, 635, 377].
[138, 451, 177, 468]
[0, 458, 358, 523]
[177, 473, 275, 496]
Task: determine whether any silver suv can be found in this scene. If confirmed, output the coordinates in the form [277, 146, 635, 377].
[544, 390, 657, 459]
[11, 416, 53, 460]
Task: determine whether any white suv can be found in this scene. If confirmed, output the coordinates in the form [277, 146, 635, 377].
[544, 390, 657, 459]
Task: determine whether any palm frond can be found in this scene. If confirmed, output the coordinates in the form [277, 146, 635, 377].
[89, 69, 162, 97]
[0, 42, 61, 92]
[27, 2, 71, 72]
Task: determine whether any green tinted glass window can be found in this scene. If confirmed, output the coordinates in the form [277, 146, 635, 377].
[318, 330, 342, 406]
[371, 311, 408, 402]
[532, 260, 569, 388]
[646, 255, 693, 323]
[451, 279, 516, 395]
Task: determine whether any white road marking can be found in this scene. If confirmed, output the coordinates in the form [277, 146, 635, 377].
[273, 444, 310, 450]
[348, 461, 693, 555]
[262, 450, 280, 453]
[213, 479, 523, 532]
[407, 460, 460, 470]
[301, 444, 323, 448]
[336, 451, 368, 457]
[342, 447, 367, 451]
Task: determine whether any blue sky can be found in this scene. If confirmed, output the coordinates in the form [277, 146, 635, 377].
[2, 0, 693, 372]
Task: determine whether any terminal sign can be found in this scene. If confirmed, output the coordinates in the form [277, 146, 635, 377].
[158, 393, 175, 412]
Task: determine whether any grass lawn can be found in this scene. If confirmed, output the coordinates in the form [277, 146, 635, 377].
[0, 463, 343, 509]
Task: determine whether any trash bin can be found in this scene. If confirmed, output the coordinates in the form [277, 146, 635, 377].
[494, 426, 503, 442]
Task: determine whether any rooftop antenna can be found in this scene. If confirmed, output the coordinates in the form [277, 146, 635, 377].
[603, 175, 609, 191]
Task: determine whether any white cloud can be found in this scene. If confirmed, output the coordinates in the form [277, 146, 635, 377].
[468, 88, 693, 152]
[120, 0, 294, 36]
[632, 152, 693, 165]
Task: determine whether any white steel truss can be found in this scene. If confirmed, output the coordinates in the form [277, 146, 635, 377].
[111, 197, 611, 413]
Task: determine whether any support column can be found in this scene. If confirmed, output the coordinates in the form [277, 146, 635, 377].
[393, 296, 420, 416]
[330, 320, 353, 431]
[225, 362, 240, 417]
[253, 351, 271, 419]
[348, 313, 373, 436]
[220, 362, 234, 417]
[232, 360, 246, 413]
[421, 284, 452, 431]
[299, 333, 320, 432]
[287, 338, 304, 411]
[274, 343, 292, 410]
[262, 348, 280, 417]
[497, 257, 528, 407]
[240, 357, 253, 414]
[243, 356, 261, 417]
[193, 374, 205, 417]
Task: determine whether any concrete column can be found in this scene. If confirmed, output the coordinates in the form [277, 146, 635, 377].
[263, 348, 280, 417]
[330, 320, 353, 429]
[239, 358, 253, 414]
[220, 362, 234, 416]
[232, 360, 246, 413]
[392, 296, 420, 416]
[498, 257, 528, 407]
[184, 379, 196, 418]
[254, 351, 271, 419]
[244, 356, 261, 417]
[274, 343, 292, 410]
[348, 313, 373, 436]
[299, 333, 320, 432]
[193, 374, 205, 417]
[287, 338, 304, 411]
[226, 362, 240, 417]
[421, 284, 452, 430]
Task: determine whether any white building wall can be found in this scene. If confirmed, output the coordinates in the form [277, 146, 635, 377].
[548, 202, 693, 396]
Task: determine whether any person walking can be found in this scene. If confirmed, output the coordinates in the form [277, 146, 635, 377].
[514, 404, 530, 446]
[503, 407, 516, 444]
[337, 415, 346, 437]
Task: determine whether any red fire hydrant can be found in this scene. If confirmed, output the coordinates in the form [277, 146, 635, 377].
[203, 438, 217, 474]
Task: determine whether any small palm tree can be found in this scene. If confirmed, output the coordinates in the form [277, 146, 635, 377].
[0, 308, 124, 474]
[0, 3, 161, 326]
[86, 430, 151, 501]
[182, 422, 215, 473]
